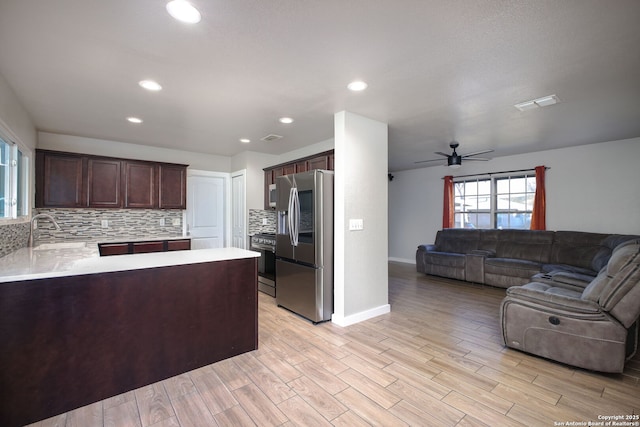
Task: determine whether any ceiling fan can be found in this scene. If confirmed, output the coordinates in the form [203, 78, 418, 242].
[415, 141, 494, 169]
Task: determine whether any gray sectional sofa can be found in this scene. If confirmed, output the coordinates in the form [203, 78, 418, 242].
[416, 229, 640, 372]
[416, 229, 638, 288]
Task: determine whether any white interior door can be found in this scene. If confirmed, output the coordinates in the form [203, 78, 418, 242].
[187, 172, 226, 249]
[231, 170, 246, 249]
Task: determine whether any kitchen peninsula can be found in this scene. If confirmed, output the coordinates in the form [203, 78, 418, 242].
[0, 244, 259, 427]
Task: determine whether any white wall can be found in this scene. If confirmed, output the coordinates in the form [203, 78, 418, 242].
[275, 138, 334, 165]
[388, 137, 640, 263]
[0, 72, 36, 150]
[333, 111, 389, 326]
[38, 132, 231, 172]
[231, 150, 279, 210]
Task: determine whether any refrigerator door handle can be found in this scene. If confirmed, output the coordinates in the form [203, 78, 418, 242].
[288, 187, 296, 246]
[293, 187, 300, 247]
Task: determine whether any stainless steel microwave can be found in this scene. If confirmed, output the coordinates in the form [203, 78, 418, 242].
[268, 183, 277, 207]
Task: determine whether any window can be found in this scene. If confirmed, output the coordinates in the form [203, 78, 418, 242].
[454, 173, 536, 230]
[0, 136, 29, 220]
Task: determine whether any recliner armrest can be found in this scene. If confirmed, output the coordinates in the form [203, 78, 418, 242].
[470, 249, 496, 257]
[506, 282, 601, 314]
[419, 244, 437, 252]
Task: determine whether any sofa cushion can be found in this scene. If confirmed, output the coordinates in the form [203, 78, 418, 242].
[541, 263, 598, 276]
[485, 258, 543, 283]
[591, 235, 640, 271]
[550, 231, 608, 271]
[435, 229, 480, 254]
[495, 230, 554, 263]
[507, 282, 598, 312]
[582, 243, 640, 325]
[423, 251, 466, 268]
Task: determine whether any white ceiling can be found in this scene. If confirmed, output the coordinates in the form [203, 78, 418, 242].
[1, 1, 639, 171]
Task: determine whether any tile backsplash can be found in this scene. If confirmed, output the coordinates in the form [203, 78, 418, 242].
[248, 209, 276, 235]
[31, 208, 184, 244]
[0, 222, 30, 258]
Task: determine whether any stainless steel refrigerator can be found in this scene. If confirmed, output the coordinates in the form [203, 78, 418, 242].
[276, 170, 334, 323]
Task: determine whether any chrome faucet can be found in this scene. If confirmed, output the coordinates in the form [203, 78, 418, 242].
[28, 213, 62, 247]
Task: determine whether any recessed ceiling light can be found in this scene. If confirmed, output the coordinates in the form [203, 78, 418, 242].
[166, 0, 201, 24]
[138, 80, 162, 91]
[347, 80, 368, 91]
[279, 117, 294, 124]
[127, 117, 143, 124]
[239, 138, 251, 143]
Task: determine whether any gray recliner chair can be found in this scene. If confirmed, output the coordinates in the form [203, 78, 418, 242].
[500, 241, 640, 373]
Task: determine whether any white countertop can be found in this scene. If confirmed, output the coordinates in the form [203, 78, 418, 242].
[0, 242, 260, 283]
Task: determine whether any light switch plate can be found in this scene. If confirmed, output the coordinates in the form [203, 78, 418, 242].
[160, 218, 166, 226]
[262, 218, 269, 225]
[349, 218, 364, 231]
[101, 220, 108, 228]
[172, 218, 181, 226]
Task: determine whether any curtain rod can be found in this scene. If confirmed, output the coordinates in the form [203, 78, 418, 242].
[442, 166, 550, 180]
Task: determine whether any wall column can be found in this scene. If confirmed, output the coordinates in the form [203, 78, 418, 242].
[333, 111, 390, 326]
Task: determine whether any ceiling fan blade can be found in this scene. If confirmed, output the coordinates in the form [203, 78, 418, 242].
[414, 158, 445, 164]
[461, 149, 494, 158]
[463, 157, 491, 161]
[434, 152, 450, 157]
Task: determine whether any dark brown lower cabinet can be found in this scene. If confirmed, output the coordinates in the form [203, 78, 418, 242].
[98, 239, 191, 256]
[132, 241, 164, 253]
[0, 257, 258, 427]
[167, 239, 191, 251]
[98, 242, 130, 256]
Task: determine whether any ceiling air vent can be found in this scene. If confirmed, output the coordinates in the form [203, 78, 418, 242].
[260, 134, 283, 142]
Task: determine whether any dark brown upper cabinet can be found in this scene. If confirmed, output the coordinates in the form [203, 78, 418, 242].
[158, 164, 187, 209]
[262, 149, 334, 209]
[124, 161, 157, 209]
[36, 151, 85, 208]
[88, 158, 122, 208]
[36, 149, 187, 209]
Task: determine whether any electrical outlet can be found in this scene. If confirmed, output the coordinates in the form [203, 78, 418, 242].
[262, 218, 268, 225]
[160, 218, 166, 226]
[101, 220, 108, 228]
[349, 218, 364, 231]
[172, 218, 181, 226]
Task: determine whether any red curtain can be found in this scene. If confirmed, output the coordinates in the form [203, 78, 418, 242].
[443, 175, 454, 229]
[530, 166, 546, 230]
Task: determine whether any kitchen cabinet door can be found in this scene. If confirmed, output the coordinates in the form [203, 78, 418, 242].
[167, 239, 191, 251]
[282, 164, 296, 175]
[133, 241, 165, 253]
[87, 158, 122, 208]
[306, 155, 328, 171]
[124, 161, 157, 208]
[159, 164, 187, 209]
[36, 151, 85, 207]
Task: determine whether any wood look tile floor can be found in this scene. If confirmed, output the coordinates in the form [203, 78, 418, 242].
[29, 262, 640, 427]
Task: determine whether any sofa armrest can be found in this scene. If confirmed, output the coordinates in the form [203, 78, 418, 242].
[465, 253, 485, 283]
[506, 282, 600, 314]
[418, 244, 437, 252]
[470, 249, 496, 257]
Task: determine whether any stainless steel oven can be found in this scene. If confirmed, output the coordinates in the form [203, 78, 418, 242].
[250, 233, 276, 297]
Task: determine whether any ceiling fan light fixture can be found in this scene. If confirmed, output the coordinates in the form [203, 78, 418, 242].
[448, 155, 462, 168]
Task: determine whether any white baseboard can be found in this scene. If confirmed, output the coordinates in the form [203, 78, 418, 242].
[331, 304, 391, 327]
[388, 257, 415, 264]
